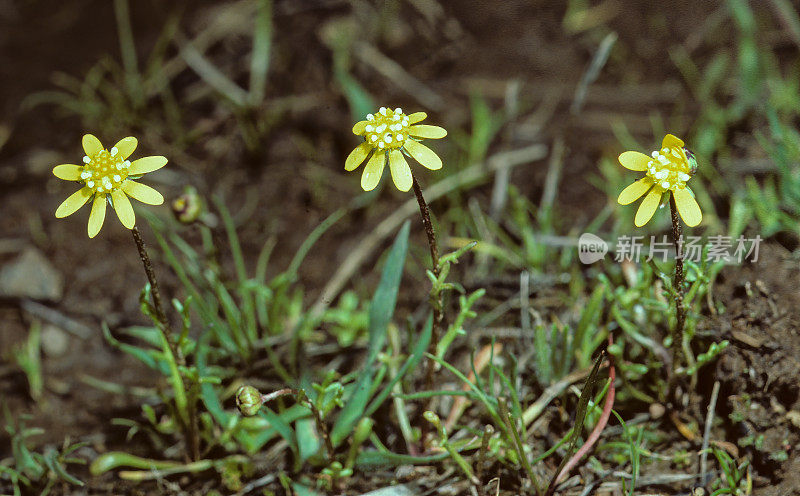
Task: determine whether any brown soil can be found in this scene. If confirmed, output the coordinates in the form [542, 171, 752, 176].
[713, 245, 800, 495]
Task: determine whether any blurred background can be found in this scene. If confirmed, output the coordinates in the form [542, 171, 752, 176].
[2, 0, 800, 494]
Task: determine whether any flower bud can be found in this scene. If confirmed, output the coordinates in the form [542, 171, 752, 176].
[171, 186, 203, 224]
[236, 385, 263, 417]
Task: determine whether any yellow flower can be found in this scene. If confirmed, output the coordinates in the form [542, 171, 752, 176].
[617, 134, 702, 228]
[345, 107, 446, 192]
[53, 134, 166, 238]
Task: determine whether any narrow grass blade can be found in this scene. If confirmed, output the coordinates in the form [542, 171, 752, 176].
[365, 313, 432, 417]
[249, 0, 272, 106]
[330, 222, 410, 446]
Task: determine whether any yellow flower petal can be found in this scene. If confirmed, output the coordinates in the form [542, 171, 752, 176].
[618, 151, 650, 171]
[55, 187, 93, 218]
[617, 177, 653, 205]
[673, 146, 689, 165]
[388, 150, 412, 192]
[361, 152, 386, 191]
[82, 134, 103, 157]
[128, 156, 168, 175]
[123, 180, 164, 205]
[88, 195, 107, 238]
[404, 140, 442, 170]
[408, 125, 447, 139]
[110, 190, 136, 229]
[672, 187, 702, 227]
[662, 134, 684, 149]
[408, 112, 427, 124]
[352, 120, 369, 135]
[113, 136, 138, 160]
[635, 188, 663, 227]
[52, 164, 83, 181]
[345, 142, 372, 171]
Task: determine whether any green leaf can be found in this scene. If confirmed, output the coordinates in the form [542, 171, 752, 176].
[248, 0, 272, 106]
[120, 326, 163, 349]
[90, 452, 182, 475]
[102, 323, 166, 374]
[260, 407, 300, 461]
[241, 404, 308, 453]
[365, 313, 432, 417]
[355, 450, 450, 468]
[292, 482, 324, 496]
[330, 222, 410, 447]
[574, 284, 605, 365]
[295, 418, 320, 463]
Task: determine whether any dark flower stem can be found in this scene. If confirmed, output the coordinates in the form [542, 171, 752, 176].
[668, 196, 686, 387]
[131, 226, 198, 460]
[411, 173, 444, 445]
[411, 174, 443, 345]
[411, 175, 441, 280]
[131, 226, 183, 364]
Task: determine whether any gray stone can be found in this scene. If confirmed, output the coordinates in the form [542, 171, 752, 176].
[0, 248, 63, 300]
[41, 324, 69, 357]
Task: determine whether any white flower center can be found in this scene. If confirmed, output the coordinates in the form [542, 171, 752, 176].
[364, 107, 410, 150]
[82, 149, 131, 194]
[645, 147, 691, 191]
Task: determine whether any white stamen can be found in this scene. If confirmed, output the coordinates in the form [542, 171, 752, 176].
[366, 113, 374, 121]
[656, 171, 666, 179]
[679, 173, 690, 181]
[110, 147, 118, 156]
[402, 119, 409, 126]
[661, 181, 670, 189]
[393, 114, 400, 121]
[379, 107, 387, 115]
[80, 171, 90, 179]
[395, 107, 402, 114]
[83, 156, 91, 164]
[379, 141, 385, 148]
[658, 155, 670, 165]
[365, 125, 374, 132]
[113, 175, 121, 182]
[662, 147, 669, 153]
[124, 160, 131, 168]
[396, 134, 403, 141]
[87, 181, 95, 188]
[651, 151, 659, 158]
[371, 135, 378, 142]
[385, 135, 392, 143]
[377, 124, 386, 133]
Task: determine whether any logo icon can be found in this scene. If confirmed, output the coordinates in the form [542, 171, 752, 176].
[578, 233, 608, 264]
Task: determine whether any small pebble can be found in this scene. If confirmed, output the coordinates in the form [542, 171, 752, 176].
[41, 324, 69, 357]
[649, 402, 666, 419]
